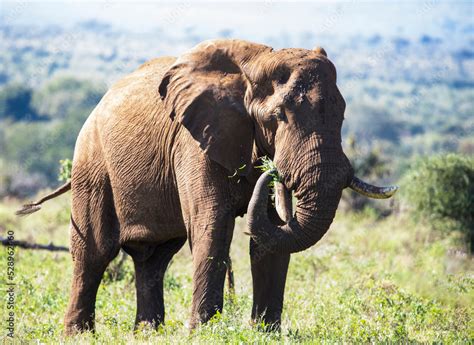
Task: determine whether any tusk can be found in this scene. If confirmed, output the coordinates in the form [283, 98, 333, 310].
[274, 181, 293, 222]
[349, 176, 399, 199]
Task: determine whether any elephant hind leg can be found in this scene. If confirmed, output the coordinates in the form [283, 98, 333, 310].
[126, 237, 186, 330]
[64, 171, 120, 336]
[64, 252, 118, 335]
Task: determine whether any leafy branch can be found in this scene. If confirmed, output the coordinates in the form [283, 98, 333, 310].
[58, 158, 72, 182]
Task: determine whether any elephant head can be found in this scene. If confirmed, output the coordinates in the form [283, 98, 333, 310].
[159, 39, 397, 253]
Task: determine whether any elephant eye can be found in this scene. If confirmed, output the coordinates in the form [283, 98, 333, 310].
[276, 70, 290, 85]
[272, 106, 287, 121]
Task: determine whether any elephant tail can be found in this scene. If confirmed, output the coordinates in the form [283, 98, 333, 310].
[15, 181, 71, 216]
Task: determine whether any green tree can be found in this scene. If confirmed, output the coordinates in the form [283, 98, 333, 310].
[0, 83, 40, 121]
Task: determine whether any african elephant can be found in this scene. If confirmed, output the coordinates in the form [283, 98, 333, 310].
[17, 39, 397, 335]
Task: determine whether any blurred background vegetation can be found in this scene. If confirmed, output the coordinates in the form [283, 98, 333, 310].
[0, 3, 472, 200]
[0, 77, 105, 196]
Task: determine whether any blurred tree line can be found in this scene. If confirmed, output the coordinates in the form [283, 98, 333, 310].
[0, 74, 472, 203]
[0, 77, 105, 197]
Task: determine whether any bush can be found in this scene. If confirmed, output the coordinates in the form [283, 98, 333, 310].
[401, 154, 473, 249]
[58, 158, 72, 182]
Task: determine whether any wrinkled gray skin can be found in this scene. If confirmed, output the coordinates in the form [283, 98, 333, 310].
[17, 39, 397, 335]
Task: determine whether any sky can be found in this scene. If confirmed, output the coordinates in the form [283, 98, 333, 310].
[1, 1, 473, 46]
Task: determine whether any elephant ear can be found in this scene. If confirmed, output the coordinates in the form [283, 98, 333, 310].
[313, 46, 327, 57]
[159, 41, 256, 176]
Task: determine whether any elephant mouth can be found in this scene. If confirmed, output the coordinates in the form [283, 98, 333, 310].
[274, 174, 398, 223]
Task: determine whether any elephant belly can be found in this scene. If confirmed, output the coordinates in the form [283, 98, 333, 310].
[114, 183, 187, 245]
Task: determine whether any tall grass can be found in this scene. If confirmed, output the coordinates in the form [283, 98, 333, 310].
[0, 193, 471, 343]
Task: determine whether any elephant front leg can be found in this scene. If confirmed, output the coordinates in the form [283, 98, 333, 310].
[175, 155, 238, 329]
[189, 219, 234, 329]
[250, 207, 290, 331]
[250, 239, 290, 331]
[250, 208, 291, 330]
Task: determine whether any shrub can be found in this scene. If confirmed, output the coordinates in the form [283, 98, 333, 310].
[58, 158, 72, 182]
[401, 154, 473, 250]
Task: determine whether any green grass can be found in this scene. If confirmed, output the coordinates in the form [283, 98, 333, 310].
[0, 194, 472, 343]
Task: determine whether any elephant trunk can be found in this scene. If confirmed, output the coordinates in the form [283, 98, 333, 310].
[247, 140, 351, 253]
[247, 171, 343, 254]
[247, 151, 399, 253]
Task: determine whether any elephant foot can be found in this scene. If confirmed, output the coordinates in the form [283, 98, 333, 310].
[188, 309, 218, 331]
[133, 311, 165, 332]
[252, 321, 281, 332]
[64, 317, 95, 336]
[250, 314, 282, 332]
[134, 319, 162, 332]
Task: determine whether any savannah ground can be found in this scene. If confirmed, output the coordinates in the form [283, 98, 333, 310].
[0, 193, 471, 343]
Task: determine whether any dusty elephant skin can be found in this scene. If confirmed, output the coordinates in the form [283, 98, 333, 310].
[17, 39, 397, 335]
